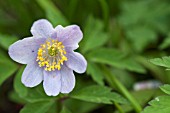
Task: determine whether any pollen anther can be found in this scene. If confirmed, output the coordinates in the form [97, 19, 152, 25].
[36, 38, 67, 71]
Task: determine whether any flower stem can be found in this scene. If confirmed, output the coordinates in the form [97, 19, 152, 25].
[101, 65, 142, 113]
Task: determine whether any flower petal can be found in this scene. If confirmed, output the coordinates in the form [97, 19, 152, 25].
[66, 51, 87, 73]
[8, 37, 45, 64]
[22, 62, 43, 87]
[55, 25, 83, 50]
[31, 19, 54, 38]
[43, 70, 61, 96]
[60, 65, 75, 93]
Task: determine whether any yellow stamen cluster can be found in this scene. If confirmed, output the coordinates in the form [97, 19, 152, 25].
[36, 39, 67, 71]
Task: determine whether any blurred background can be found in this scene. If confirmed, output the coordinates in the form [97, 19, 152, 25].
[1, 0, 170, 113]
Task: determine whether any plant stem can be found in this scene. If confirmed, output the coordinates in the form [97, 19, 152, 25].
[56, 99, 62, 113]
[101, 65, 142, 113]
[114, 102, 125, 113]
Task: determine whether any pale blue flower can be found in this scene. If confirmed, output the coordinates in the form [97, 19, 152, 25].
[8, 19, 87, 96]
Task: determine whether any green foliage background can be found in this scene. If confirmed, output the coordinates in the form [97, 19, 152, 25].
[1, 0, 170, 113]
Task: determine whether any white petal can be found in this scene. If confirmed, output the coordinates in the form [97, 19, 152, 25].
[8, 37, 45, 64]
[31, 19, 54, 38]
[55, 25, 83, 50]
[60, 65, 75, 93]
[66, 51, 87, 73]
[22, 62, 43, 87]
[43, 70, 61, 96]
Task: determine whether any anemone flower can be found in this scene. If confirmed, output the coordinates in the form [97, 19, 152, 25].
[9, 19, 87, 96]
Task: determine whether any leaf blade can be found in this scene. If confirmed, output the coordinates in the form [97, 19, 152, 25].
[70, 85, 128, 104]
[20, 101, 54, 113]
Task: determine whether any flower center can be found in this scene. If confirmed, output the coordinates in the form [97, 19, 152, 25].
[48, 46, 58, 56]
[36, 38, 67, 71]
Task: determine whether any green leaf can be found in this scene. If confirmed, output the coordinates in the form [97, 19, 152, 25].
[70, 85, 128, 104]
[159, 33, 170, 49]
[87, 48, 125, 69]
[87, 48, 146, 73]
[0, 34, 18, 50]
[126, 26, 157, 52]
[150, 57, 170, 69]
[37, 0, 69, 26]
[25, 85, 55, 103]
[9, 91, 27, 104]
[160, 84, 170, 95]
[87, 48, 126, 67]
[121, 57, 146, 73]
[87, 62, 104, 86]
[80, 16, 109, 53]
[46, 102, 57, 113]
[136, 56, 167, 83]
[0, 53, 18, 86]
[64, 98, 99, 113]
[60, 106, 72, 113]
[20, 101, 54, 113]
[118, 1, 148, 28]
[14, 66, 28, 97]
[118, 0, 170, 34]
[142, 96, 170, 113]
